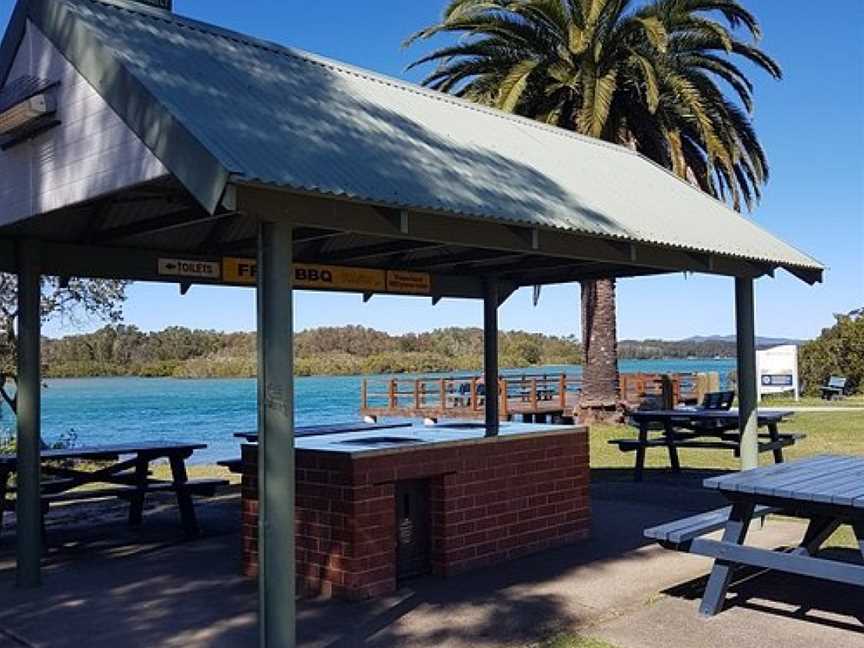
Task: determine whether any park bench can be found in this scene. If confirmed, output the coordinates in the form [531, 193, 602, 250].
[696, 390, 735, 411]
[645, 455, 864, 616]
[820, 375, 850, 400]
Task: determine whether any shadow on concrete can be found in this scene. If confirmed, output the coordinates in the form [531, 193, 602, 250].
[0, 494, 258, 648]
[661, 549, 864, 633]
[0, 489, 695, 648]
[590, 467, 732, 512]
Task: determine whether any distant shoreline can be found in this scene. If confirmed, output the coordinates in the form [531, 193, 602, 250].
[37, 325, 777, 381]
[38, 356, 735, 381]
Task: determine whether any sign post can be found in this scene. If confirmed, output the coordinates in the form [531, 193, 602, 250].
[756, 344, 799, 402]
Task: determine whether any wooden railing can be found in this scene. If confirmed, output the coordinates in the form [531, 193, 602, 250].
[361, 373, 582, 418]
[361, 371, 722, 418]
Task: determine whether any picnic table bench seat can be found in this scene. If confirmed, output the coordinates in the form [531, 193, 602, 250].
[644, 504, 780, 548]
[38, 478, 227, 505]
[609, 432, 805, 455]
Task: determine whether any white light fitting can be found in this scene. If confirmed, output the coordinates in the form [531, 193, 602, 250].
[0, 93, 55, 136]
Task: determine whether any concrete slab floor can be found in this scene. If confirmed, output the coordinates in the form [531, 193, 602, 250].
[0, 482, 860, 647]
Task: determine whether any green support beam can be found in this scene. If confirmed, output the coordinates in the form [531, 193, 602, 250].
[15, 239, 42, 587]
[735, 277, 758, 471]
[483, 279, 499, 436]
[256, 221, 296, 647]
[236, 186, 778, 280]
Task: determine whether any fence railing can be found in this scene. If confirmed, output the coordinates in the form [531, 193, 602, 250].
[361, 373, 581, 417]
[361, 371, 722, 417]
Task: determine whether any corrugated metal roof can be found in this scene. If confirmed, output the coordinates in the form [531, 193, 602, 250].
[19, 0, 823, 274]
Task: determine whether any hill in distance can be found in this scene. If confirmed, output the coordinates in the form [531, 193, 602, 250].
[680, 335, 807, 346]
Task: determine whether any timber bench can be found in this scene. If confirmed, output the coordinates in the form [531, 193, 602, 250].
[0, 442, 226, 538]
[645, 504, 780, 548]
[613, 409, 800, 481]
[645, 455, 864, 617]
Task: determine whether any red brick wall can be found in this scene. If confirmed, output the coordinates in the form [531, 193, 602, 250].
[241, 429, 590, 600]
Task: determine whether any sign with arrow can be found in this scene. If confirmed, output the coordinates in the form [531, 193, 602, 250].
[157, 258, 220, 279]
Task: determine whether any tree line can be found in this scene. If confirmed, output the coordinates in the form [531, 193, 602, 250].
[799, 308, 863, 396]
[33, 324, 767, 380]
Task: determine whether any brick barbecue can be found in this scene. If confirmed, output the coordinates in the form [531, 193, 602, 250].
[241, 423, 590, 600]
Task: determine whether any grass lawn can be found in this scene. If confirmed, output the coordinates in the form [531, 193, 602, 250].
[760, 394, 864, 408]
[591, 409, 864, 548]
[151, 462, 241, 485]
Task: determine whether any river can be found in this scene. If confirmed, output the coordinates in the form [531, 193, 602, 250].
[0, 358, 735, 463]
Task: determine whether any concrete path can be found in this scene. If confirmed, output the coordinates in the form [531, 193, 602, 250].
[0, 483, 861, 647]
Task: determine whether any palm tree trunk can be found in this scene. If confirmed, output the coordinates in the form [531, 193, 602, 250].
[580, 278, 620, 411]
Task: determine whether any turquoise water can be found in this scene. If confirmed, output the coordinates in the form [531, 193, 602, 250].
[0, 358, 734, 464]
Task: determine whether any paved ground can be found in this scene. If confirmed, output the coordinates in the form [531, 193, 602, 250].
[0, 476, 861, 647]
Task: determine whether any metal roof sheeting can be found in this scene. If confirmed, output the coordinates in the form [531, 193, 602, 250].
[21, 0, 822, 274]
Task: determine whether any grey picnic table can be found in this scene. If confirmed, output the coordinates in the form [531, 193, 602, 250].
[646, 455, 864, 616]
[616, 409, 801, 481]
[0, 441, 226, 538]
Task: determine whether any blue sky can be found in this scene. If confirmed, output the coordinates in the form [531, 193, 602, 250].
[2, 0, 862, 340]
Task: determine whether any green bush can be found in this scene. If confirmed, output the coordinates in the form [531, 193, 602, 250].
[799, 309, 864, 395]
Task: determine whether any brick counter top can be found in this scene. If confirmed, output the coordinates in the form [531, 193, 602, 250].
[294, 421, 588, 455]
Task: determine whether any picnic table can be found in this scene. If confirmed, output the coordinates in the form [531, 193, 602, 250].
[612, 409, 803, 481]
[0, 442, 226, 538]
[645, 455, 864, 616]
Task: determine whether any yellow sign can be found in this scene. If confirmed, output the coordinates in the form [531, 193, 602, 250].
[295, 264, 386, 292]
[386, 270, 431, 294]
[222, 258, 387, 292]
[223, 257, 257, 284]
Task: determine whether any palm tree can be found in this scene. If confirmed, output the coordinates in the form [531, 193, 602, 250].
[406, 0, 780, 413]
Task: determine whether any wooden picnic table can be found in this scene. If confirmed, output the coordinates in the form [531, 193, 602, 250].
[646, 455, 864, 616]
[616, 409, 800, 481]
[0, 441, 225, 538]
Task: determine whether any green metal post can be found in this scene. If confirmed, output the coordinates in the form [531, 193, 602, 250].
[256, 221, 295, 647]
[735, 277, 758, 471]
[15, 239, 42, 587]
[483, 279, 499, 436]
